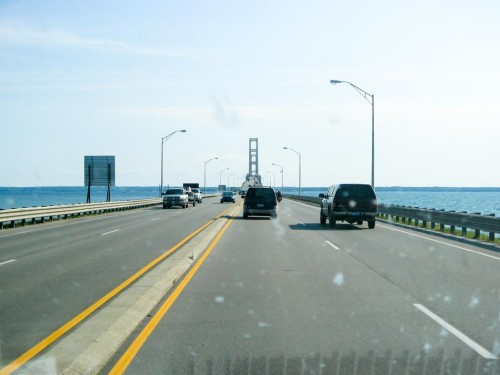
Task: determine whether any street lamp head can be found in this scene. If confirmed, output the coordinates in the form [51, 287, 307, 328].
[180, 129, 187, 133]
[283, 147, 288, 150]
[330, 80, 342, 85]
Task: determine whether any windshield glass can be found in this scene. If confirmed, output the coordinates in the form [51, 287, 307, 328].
[165, 189, 184, 195]
[1, 1, 499, 374]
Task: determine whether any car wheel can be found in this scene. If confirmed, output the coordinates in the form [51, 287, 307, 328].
[243, 212, 248, 219]
[357, 220, 363, 225]
[329, 215, 336, 228]
[193, 201, 196, 206]
[368, 220, 376, 229]
[163, 204, 167, 209]
[320, 210, 326, 225]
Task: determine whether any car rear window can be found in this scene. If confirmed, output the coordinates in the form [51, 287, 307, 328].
[165, 189, 184, 195]
[246, 188, 275, 201]
[336, 185, 376, 199]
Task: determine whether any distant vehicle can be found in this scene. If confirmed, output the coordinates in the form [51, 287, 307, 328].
[319, 184, 378, 229]
[220, 191, 235, 203]
[185, 188, 196, 207]
[163, 188, 189, 209]
[276, 191, 283, 202]
[191, 188, 202, 203]
[183, 183, 199, 190]
[243, 187, 277, 219]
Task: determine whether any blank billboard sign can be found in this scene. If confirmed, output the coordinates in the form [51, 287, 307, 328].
[84, 156, 115, 186]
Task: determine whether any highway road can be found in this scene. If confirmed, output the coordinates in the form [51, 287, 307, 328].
[0, 196, 231, 370]
[1, 197, 499, 374]
[107, 198, 498, 375]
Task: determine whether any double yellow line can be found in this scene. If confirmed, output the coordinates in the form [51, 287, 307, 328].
[110, 206, 240, 374]
[1, 205, 237, 375]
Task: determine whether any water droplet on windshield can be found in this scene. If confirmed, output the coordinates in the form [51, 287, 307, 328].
[332, 273, 344, 286]
[423, 343, 431, 353]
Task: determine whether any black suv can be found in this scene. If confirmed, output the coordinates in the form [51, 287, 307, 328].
[243, 187, 278, 219]
[319, 184, 378, 229]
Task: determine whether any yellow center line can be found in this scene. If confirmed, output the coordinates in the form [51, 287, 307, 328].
[0, 205, 235, 375]
[109, 206, 241, 375]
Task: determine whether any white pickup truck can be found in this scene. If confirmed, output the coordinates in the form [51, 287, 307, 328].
[162, 188, 190, 209]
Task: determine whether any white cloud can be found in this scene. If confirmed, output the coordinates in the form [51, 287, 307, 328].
[0, 25, 183, 57]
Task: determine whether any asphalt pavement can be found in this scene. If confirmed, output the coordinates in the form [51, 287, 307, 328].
[107, 199, 499, 375]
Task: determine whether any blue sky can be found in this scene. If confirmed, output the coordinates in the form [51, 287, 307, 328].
[1, 0, 499, 187]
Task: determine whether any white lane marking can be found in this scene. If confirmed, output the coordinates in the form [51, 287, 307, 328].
[0, 259, 16, 266]
[414, 303, 497, 359]
[151, 217, 159, 221]
[101, 229, 120, 236]
[379, 224, 500, 261]
[0, 208, 152, 238]
[0, 230, 32, 238]
[325, 240, 340, 250]
[286, 199, 321, 209]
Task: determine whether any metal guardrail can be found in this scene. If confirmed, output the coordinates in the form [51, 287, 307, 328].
[0, 194, 221, 230]
[284, 195, 500, 241]
[378, 204, 499, 241]
[0, 199, 162, 229]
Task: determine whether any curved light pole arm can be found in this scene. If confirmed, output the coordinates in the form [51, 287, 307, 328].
[283, 147, 301, 196]
[204, 157, 219, 194]
[330, 79, 375, 188]
[160, 129, 187, 195]
[272, 163, 284, 193]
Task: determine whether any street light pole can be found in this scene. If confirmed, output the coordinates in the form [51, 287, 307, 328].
[283, 147, 301, 196]
[204, 157, 218, 194]
[272, 163, 284, 193]
[228, 173, 236, 190]
[266, 170, 276, 189]
[219, 168, 229, 191]
[330, 79, 375, 189]
[160, 129, 187, 196]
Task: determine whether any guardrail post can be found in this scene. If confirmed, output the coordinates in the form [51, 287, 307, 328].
[448, 211, 455, 234]
[486, 214, 496, 241]
[471, 212, 481, 239]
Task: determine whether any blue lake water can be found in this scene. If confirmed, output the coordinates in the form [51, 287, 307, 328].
[1, 186, 499, 217]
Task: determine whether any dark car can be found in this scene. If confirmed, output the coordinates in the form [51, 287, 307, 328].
[243, 187, 278, 219]
[220, 191, 236, 203]
[319, 184, 378, 228]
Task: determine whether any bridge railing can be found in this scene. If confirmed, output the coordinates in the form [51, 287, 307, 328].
[0, 194, 222, 230]
[284, 194, 500, 241]
[0, 199, 163, 229]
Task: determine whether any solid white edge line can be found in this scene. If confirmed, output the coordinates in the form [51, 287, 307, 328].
[413, 303, 497, 359]
[325, 240, 340, 250]
[379, 224, 500, 261]
[0, 259, 16, 266]
[101, 229, 120, 236]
